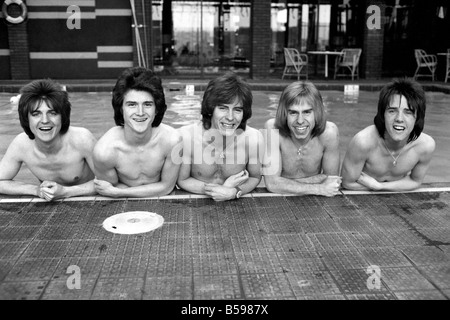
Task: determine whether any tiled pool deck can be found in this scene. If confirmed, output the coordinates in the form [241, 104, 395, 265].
[1, 79, 450, 301]
[0, 187, 449, 301]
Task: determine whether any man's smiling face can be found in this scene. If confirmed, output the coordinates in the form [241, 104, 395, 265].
[28, 100, 62, 142]
[122, 89, 156, 134]
[287, 101, 316, 141]
[210, 97, 243, 136]
[384, 94, 416, 143]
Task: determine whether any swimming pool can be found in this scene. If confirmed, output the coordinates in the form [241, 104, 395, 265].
[1, 89, 450, 301]
[0, 90, 449, 184]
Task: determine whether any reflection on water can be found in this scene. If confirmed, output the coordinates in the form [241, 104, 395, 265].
[164, 91, 283, 129]
[163, 91, 362, 129]
[343, 93, 360, 104]
[165, 94, 202, 127]
[1, 90, 450, 183]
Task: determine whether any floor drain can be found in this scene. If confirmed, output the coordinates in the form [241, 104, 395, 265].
[103, 211, 164, 234]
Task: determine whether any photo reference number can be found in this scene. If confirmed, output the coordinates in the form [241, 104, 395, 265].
[181, 304, 269, 317]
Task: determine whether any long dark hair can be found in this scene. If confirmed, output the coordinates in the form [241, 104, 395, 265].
[112, 67, 166, 127]
[18, 79, 71, 139]
[201, 71, 253, 130]
[374, 78, 426, 143]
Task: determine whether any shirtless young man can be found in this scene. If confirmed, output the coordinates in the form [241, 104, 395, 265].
[263, 81, 341, 197]
[93, 67, 181, 198]
[177, 72, 264, 201]
[0, 79, 96, 201]
[342, 78, 435, 191]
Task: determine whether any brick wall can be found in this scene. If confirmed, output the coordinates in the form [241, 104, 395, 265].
[6, 1, 30, 79]
[250, 0, 271, 79]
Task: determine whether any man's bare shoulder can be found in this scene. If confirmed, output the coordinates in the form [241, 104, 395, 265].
[68, 126, 95, 136]
[13, 132, 32, 145]
[158, 123, 182, 146]
[416, 132, 436, 155]
[243, 125, 259, 135]
[6, 133, 33, 157]
[96, 126, 123, 144]
[350, 125, 379, 151]
[324, 121, 339, 134]
[242, 125, 264, 142]
[93, 127, 122, 160]
[319, 121, 339, 142]
[66, 126, 97, 149]
[264, 118, 276, 129]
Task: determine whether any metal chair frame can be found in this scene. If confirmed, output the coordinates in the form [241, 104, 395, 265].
[334, 48, 362, 81]
[445, 49, 450, 83]
[282, 48, 308, 80]
[414, 49, 437, 81]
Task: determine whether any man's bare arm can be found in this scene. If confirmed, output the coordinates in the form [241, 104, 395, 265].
[0, 136, 40, 197]
[176, 128, 208, 195]
[341, 134, 371, 191]
[235, 129, 263, 195]
[40, 180, 96, 201]
[321, 122, 341, 176]
[41, 129, 98, 200]
[101, 154, 180, 198]
[366, 137, 435, 191]
[94, 135, 182, 198]
[262, 122, 340, 196]
[92, 139, 120, 185]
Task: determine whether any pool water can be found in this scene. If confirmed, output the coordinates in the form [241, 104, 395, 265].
[0, 90, 449, 184]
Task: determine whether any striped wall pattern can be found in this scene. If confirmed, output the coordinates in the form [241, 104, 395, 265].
[0, 1, 10, 79]
[1, 0, 134, 79]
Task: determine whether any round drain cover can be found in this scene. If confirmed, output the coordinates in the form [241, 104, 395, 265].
[102, 211, 164, 235]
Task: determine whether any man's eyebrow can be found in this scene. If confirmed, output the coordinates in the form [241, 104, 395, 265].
[125, 100, 153, 104]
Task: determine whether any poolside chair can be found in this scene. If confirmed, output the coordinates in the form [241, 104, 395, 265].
[445, 49, 450, 83]
[334, 48, 362, 81]
[414, 49, 437, 81]
[282, 48, 308, 80]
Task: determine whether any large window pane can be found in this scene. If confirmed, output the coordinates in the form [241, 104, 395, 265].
[152, 0, 250, 77]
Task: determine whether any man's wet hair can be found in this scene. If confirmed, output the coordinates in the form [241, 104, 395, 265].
[18, 79, 71, 140]
[374, 78, 426, 143]
[201, 71, 253, 130]
[112, 67, 166, 127]
[275, 81, 327, 138]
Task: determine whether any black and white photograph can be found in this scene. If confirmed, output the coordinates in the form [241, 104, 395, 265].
[0, 0, 449, 306]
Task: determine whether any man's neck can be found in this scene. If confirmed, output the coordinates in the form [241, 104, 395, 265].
[290, 134, 312, 148]
[383, 134, 408, 151]
[124, 126, 155, 146]
[34, 135, 64, 155]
